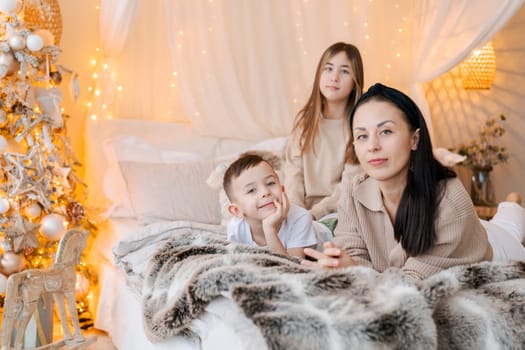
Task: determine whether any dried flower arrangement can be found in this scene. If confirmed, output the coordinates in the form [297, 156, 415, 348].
[456, 114, 510, 170]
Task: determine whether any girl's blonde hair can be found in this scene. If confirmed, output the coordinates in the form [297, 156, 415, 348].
[292, 42, 364, 162]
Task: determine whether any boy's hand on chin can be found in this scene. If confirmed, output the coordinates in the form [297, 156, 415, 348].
[262, 186, 289, 232]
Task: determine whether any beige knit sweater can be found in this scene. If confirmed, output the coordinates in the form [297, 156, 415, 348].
[334, 175, 493, 281]
[284, 117, 360, 219]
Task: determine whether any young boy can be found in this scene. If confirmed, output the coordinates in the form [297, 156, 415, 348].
[223, 153, 318, 258]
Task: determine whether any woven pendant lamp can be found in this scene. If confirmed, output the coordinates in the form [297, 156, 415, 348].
[460, 42, 496, 90]
[22, 0, 63, 45]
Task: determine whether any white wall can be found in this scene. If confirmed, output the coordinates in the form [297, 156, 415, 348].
[425, 4, 525, 202]
[56, 0, 99, 178]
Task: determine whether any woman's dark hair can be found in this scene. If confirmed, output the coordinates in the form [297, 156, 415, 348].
[349, 83, 456, 256]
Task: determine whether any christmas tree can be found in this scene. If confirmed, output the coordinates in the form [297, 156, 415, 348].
[0, 0, 95, 323]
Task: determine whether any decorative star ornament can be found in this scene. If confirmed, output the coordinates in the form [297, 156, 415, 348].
[5, 213, 40, 252]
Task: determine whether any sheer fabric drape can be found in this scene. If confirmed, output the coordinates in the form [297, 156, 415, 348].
[409, 0, 524, 134]
[99, 0, 523, 141]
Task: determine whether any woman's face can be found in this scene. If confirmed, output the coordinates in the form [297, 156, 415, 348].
[352, 100, 419, 185]
[319, 51, 355, 106]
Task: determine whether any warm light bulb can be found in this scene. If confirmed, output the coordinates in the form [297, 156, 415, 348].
[117, 85, 123, 92]
[90, 115, 97, 120]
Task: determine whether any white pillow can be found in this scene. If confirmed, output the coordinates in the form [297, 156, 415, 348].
[119, 160, 221, 224]
[103, 136, 203, 217]
[433, 148, 467, 167]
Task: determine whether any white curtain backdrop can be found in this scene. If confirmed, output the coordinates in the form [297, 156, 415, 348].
[100, 0, 523, 141]
[409, 0, 524, 135]
[99, 0, 139, 55]
[93, 0, 139, 118]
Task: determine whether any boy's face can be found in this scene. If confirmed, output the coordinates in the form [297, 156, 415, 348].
[227, 161, 282, 222]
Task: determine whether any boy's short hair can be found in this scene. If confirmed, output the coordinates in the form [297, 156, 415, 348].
[223, 153, 271, 201]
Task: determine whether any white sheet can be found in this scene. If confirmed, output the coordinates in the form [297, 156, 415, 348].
[94, 219, 267, 350]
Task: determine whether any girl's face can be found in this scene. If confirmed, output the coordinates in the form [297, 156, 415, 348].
[319, 51, 355, 106]
[352, 100, 419, 186]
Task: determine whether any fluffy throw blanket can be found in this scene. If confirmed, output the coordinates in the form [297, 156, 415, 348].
[142, 230, 525, 350]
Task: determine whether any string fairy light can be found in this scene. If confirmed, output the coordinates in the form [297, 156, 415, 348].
[85, 47, 124, 121]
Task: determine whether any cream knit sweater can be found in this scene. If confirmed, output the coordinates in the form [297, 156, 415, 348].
[334, 175, 493, 281]
[284, 117, 360, 219]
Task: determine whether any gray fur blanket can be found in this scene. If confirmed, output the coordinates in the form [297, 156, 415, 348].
[142, 230, 525, 350]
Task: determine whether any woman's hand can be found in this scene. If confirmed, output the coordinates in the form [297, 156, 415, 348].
[301, 241, 356, 269]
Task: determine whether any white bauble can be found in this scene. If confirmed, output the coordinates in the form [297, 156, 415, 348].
[0, 135, 7, 153]
[8, 34, 25, 50]
[40, 213, 67, 241]
[34, 29, 54, 46]
[0, 273, 7, 294]
[0, 196, 10, 214]
[0, 0, 18, 14]
[26, 34, 44, 52]
[23, 202, 42, 219]
[0, 251, 25, 275]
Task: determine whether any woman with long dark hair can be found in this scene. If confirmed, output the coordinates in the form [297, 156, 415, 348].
[303, 83, 525, 281]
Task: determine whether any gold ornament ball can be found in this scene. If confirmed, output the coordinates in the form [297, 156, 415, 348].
[34, 29, 54, 46]
[50, 70, 62, 85]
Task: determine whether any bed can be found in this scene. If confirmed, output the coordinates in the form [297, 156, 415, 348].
[85, 117, 286, 349]
[85, 118, 525, 350]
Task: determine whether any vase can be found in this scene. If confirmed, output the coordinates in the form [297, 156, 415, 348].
[470, 167, 495, 206]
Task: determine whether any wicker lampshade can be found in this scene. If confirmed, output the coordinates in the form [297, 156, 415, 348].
[22, 0, 63, 45]
[460, 42, 496, 90]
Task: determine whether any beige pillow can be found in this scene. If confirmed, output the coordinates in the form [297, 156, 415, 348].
[119, 160, 221, 224]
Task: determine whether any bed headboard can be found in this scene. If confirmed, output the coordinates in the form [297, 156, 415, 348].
[83, 117, 286, 214]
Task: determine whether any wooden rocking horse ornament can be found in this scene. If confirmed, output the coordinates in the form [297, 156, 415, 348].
[1, 228, 96, 350]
